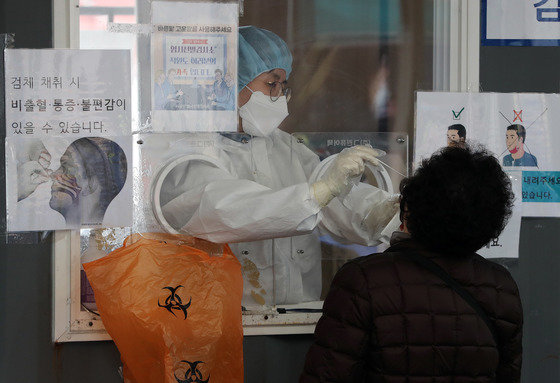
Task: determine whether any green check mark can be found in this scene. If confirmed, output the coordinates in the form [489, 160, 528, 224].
[452, 107, 464, 119]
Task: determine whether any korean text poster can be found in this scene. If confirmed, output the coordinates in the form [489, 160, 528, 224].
[4, 49, 133, 231]
[415, 92, 560, 218]
[151, 1, 238, 132]
[482, 0, 560, 46]
[414, 91, 560, 257]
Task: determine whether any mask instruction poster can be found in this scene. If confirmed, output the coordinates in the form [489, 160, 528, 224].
[4, 49, 133, 231]
[477, 172, 522, 259]
[415, 92, 560, 258]
[151, 1, 238, 132]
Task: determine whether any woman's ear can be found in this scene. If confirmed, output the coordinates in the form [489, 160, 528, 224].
[399, 200, 409, 233]
[400, 218, 409, 233]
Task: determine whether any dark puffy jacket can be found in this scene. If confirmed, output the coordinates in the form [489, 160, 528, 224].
[300, 237, 523, 382]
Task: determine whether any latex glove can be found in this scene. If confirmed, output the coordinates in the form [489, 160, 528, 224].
[361, 194, 401, 237]
[18, 160, 51, 201]
[311, 145, 382, 207]
[16, 140, 49, 164]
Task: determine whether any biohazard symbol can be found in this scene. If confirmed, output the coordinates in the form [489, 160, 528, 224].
[513, 109, 523, 123]
[158, 285, 191, 319]
[174, 360, 210, 383]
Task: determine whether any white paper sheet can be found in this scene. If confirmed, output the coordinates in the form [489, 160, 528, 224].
[4, 49, 133, 231]
[5, 49, 131, 137]
[478, 172, 522, 259]
[151, 1, 238, 132]
[416, 91, 560, 218]
[6, 136, 133, 231]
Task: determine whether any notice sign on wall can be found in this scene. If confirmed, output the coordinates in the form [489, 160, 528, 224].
[415, 91, 560, 219]
[4, 49, 133, 231]
[5, 49, 131, 137]
[151, 1, 238, 132]
[482, 0, 560, 46]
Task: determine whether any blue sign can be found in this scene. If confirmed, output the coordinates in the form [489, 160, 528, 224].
[522, 171, 560, 202]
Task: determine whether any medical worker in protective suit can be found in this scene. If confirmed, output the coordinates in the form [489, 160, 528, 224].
[161, 26, 398, 308]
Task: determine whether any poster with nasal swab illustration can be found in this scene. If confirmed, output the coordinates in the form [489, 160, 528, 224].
[416, 91, 560, 218]
[5, 136, 132, 231]
[4, 49, 133, 231]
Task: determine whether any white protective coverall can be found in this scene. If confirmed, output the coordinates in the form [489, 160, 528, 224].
[160, 130, 395, 307]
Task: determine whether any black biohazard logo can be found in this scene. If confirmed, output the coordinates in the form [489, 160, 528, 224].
[158, 285, 191, 319]
[174, 360, 209, 383]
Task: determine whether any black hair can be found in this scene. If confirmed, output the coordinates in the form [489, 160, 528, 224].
[507, 124, 526, 143]
[400, 145, 514, 255]
[447, 124, 466, 139]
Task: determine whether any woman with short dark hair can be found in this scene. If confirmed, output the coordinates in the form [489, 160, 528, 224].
[301, 145, 523, 383]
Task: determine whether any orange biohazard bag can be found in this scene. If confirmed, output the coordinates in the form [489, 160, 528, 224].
[83, 233, 243, 383]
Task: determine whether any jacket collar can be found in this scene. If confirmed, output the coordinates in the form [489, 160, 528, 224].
[389, 231, 411, 246]
[385, 233, 442, 258]
[386, 233, 475, 259]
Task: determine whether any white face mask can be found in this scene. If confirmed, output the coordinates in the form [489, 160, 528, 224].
[239, 87, 289, 137]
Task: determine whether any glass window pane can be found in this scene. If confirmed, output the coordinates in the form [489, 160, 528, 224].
[242, 0, 434, 141]
[77, 0, 438, 311]
[79, 0, 139, 129]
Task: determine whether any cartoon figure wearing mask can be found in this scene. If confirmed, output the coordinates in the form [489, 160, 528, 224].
[160, 26, 398, 307]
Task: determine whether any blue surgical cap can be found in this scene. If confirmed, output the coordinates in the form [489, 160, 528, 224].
[238, 26, 293, 92]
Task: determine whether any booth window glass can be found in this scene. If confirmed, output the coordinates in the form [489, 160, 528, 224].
[67, 0, 437, 335]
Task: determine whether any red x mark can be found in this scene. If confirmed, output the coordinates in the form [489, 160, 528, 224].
[513, 110, 523, 123]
